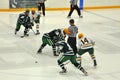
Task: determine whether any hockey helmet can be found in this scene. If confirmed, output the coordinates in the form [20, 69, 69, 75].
[63, 28, 71, 35]
[25, 9, 30, 13]
[31, 9, 35, 14]
[25, 9, 30, 16]
[78, 33, 84, 39]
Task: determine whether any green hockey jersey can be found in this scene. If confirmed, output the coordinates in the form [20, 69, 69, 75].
[55, 41, 74, 56]
[17, 13, 31, 25]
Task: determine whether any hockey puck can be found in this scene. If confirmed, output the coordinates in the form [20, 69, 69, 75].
[35, 61, 38, 63]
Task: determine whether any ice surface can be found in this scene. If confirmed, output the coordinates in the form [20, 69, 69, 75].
[0, 9, 120, 80]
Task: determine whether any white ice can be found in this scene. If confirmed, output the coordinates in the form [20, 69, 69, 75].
[0, 9, 120, 80]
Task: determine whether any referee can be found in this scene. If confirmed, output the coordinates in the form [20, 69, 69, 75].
[67, 0, 82, 18]
[38, 0, 46, 16]
[67, 19, 78, 55]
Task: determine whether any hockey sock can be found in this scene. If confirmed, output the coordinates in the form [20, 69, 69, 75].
[76, 57, 81, 64]
[79, 67, 88, 76]
[24, 28, 29, 36]
[52, 45, 58, 56]
[90, 54, 97, 66]
[93, 60, 97, 66]
[36, 24, 40, 34]
[60, 64, 66, 70]
[90, 54, 96, 60]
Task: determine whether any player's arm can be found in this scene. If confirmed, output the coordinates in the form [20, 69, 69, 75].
[81, 43, 93, 48]
[18, 14, 25, 24]
[35, 14, 40, 21]
[56, 44, 63, 54]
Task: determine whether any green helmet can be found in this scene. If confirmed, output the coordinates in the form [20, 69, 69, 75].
[25, 9, 30, 13]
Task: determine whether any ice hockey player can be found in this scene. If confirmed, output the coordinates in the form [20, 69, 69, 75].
[29, 9, 41, 35]
[77, 33, 97, 67]
[15, 10, 32, 37]
[55, 40, 88, 76]
[37, 29, 65, 56]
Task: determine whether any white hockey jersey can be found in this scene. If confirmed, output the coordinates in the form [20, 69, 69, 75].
[78, 37, 95, 49]
[29, 11, 40, 23]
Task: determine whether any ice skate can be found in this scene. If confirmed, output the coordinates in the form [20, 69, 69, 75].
[36, 31, 40, 35]
[37, 49, 42, 53]
[67, 16, 71, 18]
[79, 15, 83, 18]
[93, 60, 97, 67]
[59, 69, 67, 74]
[25, 34, 29, 36]
[53, 53, 59, 56]
[83, 71, 88, 76]
[80, 67, 88, 76]
[35, 30, 40, 35]
[15, 30, 17, 35]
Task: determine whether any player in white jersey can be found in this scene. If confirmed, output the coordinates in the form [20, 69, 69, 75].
[29, 9, 41, 35]
[77, 33, 97, 67]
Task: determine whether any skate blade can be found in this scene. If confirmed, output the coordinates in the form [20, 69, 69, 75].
[59, 72, 67, 75]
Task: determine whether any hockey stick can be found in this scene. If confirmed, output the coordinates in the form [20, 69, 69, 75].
[20, 29, 36, 38]
[20, 35, 29, 38]
[31, 28, 36, 35]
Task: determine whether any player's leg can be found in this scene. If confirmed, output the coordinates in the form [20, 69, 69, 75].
[77, 49, 86, 65]
[75, 5, 82, 18]
[23, 27, 29, 36]
[58, 56, 70, 73]
[70, 55, 88, 76]
[38, 36, 54, 53]
[88, 48, 97, 67]
[67, 37, 77, 55]
[70, 38, 77, 55]
[38, 3, 42, 11]
[35, 22, 40, 35]
[76, 55, 82, 65]
[67, 37, 74, 53]
[15, 22, 21, 35]
[37, 36, 47, 53]
[42, 3, 45, 16]
[52, 45, 58, 56]
[34, 14, 40, 34]
[72, 38, 77, 55]
[46, 39, 54, 46]
[23, 24, 31, 36]
[38, 3, 41, 11]
[67, 5, 75, 18]
[37, 43, 47, 53]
